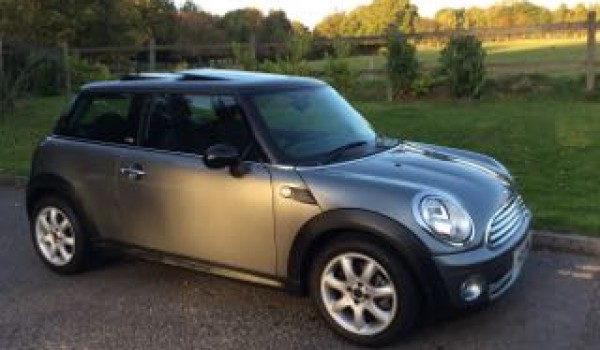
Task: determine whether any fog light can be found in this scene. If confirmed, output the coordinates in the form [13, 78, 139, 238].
[460, 277, 484, 302]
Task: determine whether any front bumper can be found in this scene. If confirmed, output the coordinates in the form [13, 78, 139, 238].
[433, 213, 532, 307]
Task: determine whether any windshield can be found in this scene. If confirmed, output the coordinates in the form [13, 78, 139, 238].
[249, 86, 381, 164]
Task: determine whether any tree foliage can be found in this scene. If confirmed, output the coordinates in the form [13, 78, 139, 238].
[315, 0, 417, 37]
[315, 1, 600, 37]
[259, 34, 313, 76]
[1, 0, 598, 48]
[322, 40, 358, 96]
[0, 0, 296, 47]
[385, 29, 419, 99]
[0, 0, 178, 46]
[232, 42, 258, 71]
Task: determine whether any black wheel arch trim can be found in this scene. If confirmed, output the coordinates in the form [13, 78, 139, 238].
[26, 173, 100, 240]
[286, 208, 449, 309]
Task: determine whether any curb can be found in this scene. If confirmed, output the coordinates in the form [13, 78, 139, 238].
[0, 173, 27, 188]
[0, 172, 598, 257]
[532, 231, 600, 257]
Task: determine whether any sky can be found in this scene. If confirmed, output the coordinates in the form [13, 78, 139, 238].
[174, 1, 592, 28]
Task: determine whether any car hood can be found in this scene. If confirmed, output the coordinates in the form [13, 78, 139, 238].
[297, 141, 515, 246]
[400, 141, 513, 187]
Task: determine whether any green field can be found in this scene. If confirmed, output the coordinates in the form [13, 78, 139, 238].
[1, 95, 598, 235]
[0, 97, 69, 175]
[310, 38, 596, 75]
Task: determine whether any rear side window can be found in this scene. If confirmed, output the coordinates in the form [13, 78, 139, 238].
[58, 93, 145, 144]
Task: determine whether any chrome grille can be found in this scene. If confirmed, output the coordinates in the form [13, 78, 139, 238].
[487, 195, 528, 248]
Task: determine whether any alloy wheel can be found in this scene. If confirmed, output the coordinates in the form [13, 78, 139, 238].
[320, 252, 398, 336]
[35, 206, 76, 266]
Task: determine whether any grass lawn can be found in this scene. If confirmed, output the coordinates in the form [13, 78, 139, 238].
[309, 38, 597, 75]
[356, 98, 600, 235]
[1, 95, 598, 235]
[0, 97, 68, 175]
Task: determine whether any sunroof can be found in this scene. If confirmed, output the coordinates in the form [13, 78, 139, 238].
[178, 74, 228, 81]
[120, 73, 179, 81]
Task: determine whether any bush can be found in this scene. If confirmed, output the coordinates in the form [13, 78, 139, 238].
[29, 56, 64, 96]
[1, 50, 110, 117]
[259, 34, 313, 76]
[438, 35, 486, 99]
[231, 42, 258, 71]
[410, 74, 435, 98]
[385, 29, 419, 99]
[68, 56, 111, 89]
[1, 52, 56, 116]
[322, 40, 358, 96]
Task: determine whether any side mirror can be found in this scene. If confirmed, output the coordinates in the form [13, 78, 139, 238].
[203, 144, 240, 169]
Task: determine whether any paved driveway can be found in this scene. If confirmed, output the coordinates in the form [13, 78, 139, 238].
[0, 187, 598, 349]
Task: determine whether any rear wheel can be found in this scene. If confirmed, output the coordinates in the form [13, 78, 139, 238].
[31, 196, 89, 274]
[309, 237, 419, 346]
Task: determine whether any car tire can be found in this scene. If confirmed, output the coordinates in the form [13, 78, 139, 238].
[30, 196, 89, 274]
[309, 236, 419, 346]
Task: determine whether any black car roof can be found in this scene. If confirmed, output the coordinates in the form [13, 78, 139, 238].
[81, 69, 325, 94]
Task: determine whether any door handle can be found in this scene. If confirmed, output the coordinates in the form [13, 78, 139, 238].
[119, 166, 146, 180]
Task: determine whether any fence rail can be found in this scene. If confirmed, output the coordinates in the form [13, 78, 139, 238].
[69, 21, 593, 58]
[1, 14, 597, 97]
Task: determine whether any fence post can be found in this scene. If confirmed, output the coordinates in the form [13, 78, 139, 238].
[0, 38, 3, 76]
[149, 38, 156, 71]
[61, 42, 71, 98]
[586, 11, 596, 96]
[249, 33, 257, 63]
[386, 78, 393, 102]
[368, 55, 375, 81]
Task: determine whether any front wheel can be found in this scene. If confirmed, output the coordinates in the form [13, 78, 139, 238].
[309, 237, 419, 346]
[31, 196, 89, 274]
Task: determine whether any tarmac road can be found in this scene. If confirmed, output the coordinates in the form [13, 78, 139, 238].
[0, 187, 598, 350]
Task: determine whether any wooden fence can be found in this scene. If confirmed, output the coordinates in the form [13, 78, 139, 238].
[69, 20, 594, 60]
[0, 13, 597, 96]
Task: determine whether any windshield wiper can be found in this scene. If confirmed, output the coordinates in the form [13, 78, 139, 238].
[323, 141, 368, 164]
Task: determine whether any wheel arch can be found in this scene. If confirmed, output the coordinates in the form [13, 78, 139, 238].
[26, 173, 99, 240]
[286, 209, 447, 310]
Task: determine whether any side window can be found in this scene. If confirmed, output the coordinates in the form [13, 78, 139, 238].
[60, 93, 143, 144]
[142, 94, 257, 160]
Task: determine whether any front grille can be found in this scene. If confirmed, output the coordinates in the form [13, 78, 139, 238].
[487, 195, 528, 248]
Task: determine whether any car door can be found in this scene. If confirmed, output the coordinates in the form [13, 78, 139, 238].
[115, 93, 276, 275]
[52, 92, 147, 242]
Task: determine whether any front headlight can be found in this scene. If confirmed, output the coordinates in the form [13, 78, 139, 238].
[414, 194, 474, 246]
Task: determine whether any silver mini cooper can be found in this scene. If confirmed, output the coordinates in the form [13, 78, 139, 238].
[27, 69, 531, 346]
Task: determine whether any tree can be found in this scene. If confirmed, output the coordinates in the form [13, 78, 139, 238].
[180, 0, 199, 13]
[438, 35, 486, 99]
[0, 0, 178, 46]
[315, 12, 346, 38]
[571, 3, 589, 22]
[291, 21, 310, 36]
[178, 8, 227, 46]
[134, 0, 179, 44]
[435, 8, 460, 30]
[553, 4, 570, 23]
[314, 0, 418, 37]
[464, 7, 487, 29]
[220, 8, 264, 43]
[323, 40, 357, 96]
[262, 10, 293, 42]
[415, 17, 440, 32]
[385, 28, 419, 99]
